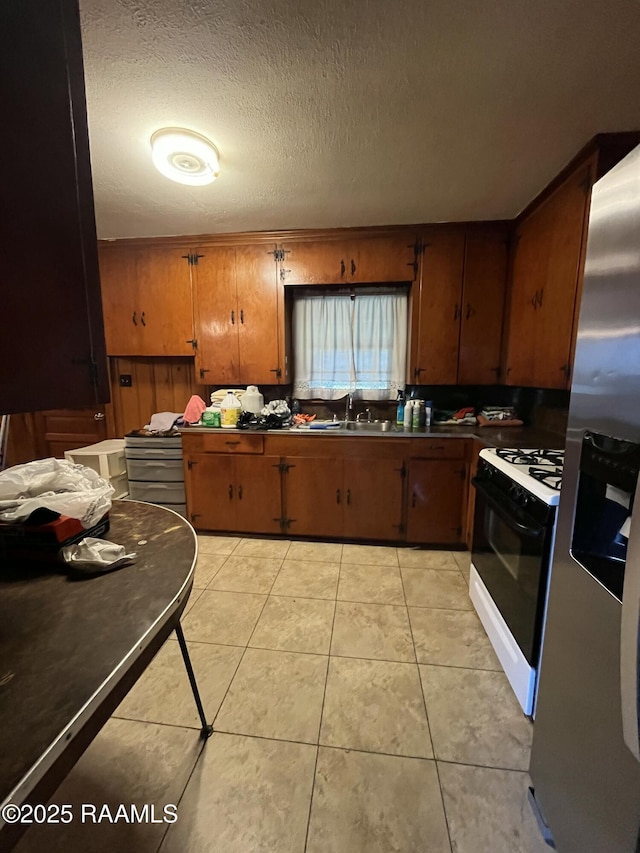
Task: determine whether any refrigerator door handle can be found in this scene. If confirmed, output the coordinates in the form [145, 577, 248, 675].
[620, 474, 640, 763]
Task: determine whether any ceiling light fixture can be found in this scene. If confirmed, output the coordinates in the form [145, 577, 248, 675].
[150, 127, 220, 186]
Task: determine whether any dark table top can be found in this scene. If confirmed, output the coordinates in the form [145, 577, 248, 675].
[0, 501, 196, 816]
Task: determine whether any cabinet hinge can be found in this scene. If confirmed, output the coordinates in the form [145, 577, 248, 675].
[392, 522, 406, 534]
[187, 459, 198, 470]
[277, 517, 295, 530]
[190, 513, 201, 522]
[274, 461, 294, 474]
[395, 463, 407, 479]
[279, 267, 291, 282]
[270, 367, 282, 378]
[186, 338, 197, 350]
[578, 171, 592, 195]
[182, 252, 204, 265]
[458, 468, 466, 481]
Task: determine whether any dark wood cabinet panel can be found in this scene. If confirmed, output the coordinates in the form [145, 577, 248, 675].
[505, 164, 592, 389]
[458, 234, 507, 384]
[343, 456, 405, 541]
[280, 234, 417, 286]
[284, 456, 344, 538]
[185, 453, 236, 530]
[410, 232, 465, 384]
[194, 244, 282, 385]
[99, 245, 194, 357]
[1, 0, 109, 414]
[406, 459, 466, 544]
[184, 452, 281, 533]
[234, 455, 282, 534]
[193, 246, 239, 383]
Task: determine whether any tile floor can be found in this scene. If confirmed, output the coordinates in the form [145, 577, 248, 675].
[16, 537, 549, 853]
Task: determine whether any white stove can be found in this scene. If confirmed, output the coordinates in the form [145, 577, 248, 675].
[470, 446, 565, 715]
[479, 447, 564, 505]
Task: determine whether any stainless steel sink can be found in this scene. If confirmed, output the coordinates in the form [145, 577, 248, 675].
[343, 420, 398, 432]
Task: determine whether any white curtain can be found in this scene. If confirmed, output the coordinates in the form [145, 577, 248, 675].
[293, 292, 408, 400]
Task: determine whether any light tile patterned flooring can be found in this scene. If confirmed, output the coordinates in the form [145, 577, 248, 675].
[16, 537, 549, 853]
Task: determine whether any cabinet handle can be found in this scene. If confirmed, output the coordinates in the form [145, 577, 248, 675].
[336, 489, 341, 504]
[411, 492, 416, 508]
[531, 294, 537, 310]
[238, 485, 243, 500]
[454, 303, 460, 321]
[346, 488, 351, 505]
[340, 259, 346, 278]
[140, 311, 146, 326]
[228, 484, 233, 500]
[231, 310, 235, 325]
[350, 258, 356, 276]
[538, 288, 544, 308]
[465, 302, 471, 320]
[132, 311, 138, 326]
[225, 440, 240, 447]
[240, 309, 244, 324]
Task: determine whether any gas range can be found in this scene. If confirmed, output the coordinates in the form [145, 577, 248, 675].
[479, 447, 565, 506]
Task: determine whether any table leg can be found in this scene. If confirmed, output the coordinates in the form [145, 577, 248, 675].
[175, 622, 214, 739]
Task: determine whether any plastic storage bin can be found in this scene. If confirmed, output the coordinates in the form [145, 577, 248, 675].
[64, 439, 129, 498]
[125, 433, 185, 513]
[128, 481, 185, 504]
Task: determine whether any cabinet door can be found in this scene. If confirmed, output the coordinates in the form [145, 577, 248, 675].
[185, 453, 236, 531]
[533, 166, 592, 389]
[193, 246, 240, 384]
[234, 455, 282, 534]
[406, 459, 466, 544]
[350, 235, 417, 283]
[279, 241, 349, 285]
[235, 245, 282, 384]
[343, 457, 405, 541]
[410, 233, 465, 384]
[99, 246, 194, 357]
[135, 247, 194, 356]
[284, 456, 344, 538]
[458, 233, 507, 384]
[99, 247, 144, 356]
[1, 0, 109, 414]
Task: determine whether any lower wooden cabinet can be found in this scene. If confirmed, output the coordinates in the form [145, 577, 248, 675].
[185, 452, 281, 534]
[183, 432, 470, 544]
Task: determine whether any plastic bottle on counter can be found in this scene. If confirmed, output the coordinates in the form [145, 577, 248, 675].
[240, 385, 264, 415]
[403, 399, 414, 431]
[424, 400, 433, 428]
[412, 399, 423, 430]
[220, 391, 242, 428]
[396, 390, 405, 426]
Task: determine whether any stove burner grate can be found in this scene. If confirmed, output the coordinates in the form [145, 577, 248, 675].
[496, 448, 564, 467]
[528, 466, 563, 491]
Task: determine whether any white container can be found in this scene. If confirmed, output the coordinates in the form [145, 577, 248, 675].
[403, 399, 414, 430]
[240, 385, 264, 415]
[220, 390, 242, 428]
[65, 439, 126, 478]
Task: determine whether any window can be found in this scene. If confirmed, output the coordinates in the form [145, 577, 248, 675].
[292, 290, 408, 400]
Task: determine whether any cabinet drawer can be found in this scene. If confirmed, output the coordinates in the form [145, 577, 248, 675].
[200, 433, 264, 454]
[129, 481, 186, 503]
[410, 439, 466, 459]
[126, 459, 184, 482]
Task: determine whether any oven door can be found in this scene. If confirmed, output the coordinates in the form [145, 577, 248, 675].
[471, 477, 554, 665]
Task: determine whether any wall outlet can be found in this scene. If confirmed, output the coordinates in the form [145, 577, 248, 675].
[119, 374, 132, 387]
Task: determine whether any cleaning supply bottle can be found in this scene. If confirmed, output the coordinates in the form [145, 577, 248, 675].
[240, 385, 264, 415]
[403, 398, 413, 431]
[220, 390, 242, 428]
[396, 390, 405, 427]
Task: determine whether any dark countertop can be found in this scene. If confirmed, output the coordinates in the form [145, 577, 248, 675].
[180, 423, 565, 450]
[0, 501, 196, 818]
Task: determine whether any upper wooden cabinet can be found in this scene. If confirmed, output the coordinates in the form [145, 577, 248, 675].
[192, 244, 285, 385]
[99, 245, 195, 357]
[504, 133, 640, 389]
[504, 163, 593, 389]
[279, 234, 417, 285]
[409, 229, 507, 384]
[1, 0, 109, 414]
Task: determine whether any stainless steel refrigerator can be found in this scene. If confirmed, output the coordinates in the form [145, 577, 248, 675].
[529, 144, 640, 851]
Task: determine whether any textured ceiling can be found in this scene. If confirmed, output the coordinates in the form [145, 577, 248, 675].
[80, 0, 640, 239]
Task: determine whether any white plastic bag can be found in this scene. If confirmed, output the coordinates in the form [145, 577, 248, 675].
[61, 538, 136, 572]
[0, 458, 114, 528]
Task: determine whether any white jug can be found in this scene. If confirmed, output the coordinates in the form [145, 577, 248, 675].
[220, 391, 242, 428]
[240, 385, 264, 415]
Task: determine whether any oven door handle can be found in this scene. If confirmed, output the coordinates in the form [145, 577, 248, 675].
[472, 477, 546, 538]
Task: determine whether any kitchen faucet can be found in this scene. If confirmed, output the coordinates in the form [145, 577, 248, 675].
[345, 392, 354, 422]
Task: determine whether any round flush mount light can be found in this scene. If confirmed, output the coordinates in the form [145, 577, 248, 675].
[150, 127, 220, 186]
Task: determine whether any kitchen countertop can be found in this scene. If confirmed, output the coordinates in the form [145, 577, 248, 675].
[180, 424, 565, 450]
